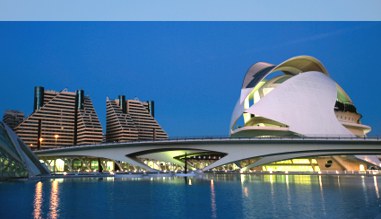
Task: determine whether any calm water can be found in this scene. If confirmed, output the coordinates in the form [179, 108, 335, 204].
[1, 174, 381, 219]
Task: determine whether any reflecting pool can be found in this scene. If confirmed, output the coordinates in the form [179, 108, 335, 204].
[1, 174, 381, 218]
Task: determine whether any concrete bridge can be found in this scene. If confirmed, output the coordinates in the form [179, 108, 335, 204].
[35, 137, 381, 172]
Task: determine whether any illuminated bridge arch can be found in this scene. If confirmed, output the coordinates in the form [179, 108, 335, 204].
[35, 138, 381, 172]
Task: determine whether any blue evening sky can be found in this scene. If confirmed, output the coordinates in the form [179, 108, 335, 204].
[0, 22, 380, 137]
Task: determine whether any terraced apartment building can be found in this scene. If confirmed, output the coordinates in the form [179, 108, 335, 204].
[15, 86, 103, 149]
[3, 110, 24, 131]
[106, 95, 168, 142]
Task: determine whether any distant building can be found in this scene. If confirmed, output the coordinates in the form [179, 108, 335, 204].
[3, 110, 24, 131]
[15, 86, 103, 150]
[106, 95, 168, 142]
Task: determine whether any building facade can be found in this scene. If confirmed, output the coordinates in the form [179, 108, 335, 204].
[2, 110, 24, 131]
[106, 95, 168, 142]
[15, 86, 103, 150]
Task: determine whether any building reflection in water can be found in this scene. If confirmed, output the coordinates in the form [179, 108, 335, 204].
[318, 175, 327, 216]
[286, 175, 292, 211]
[374, 176, 380, 199]
[49, 180, 60, 219]
[210, 179, 217, 218]
[33, 181, 43, 219]
[361, 176, 369, 207]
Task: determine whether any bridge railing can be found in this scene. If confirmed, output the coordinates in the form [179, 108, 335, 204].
[93, 135, 381, 146]
[37, 135, 381, 150]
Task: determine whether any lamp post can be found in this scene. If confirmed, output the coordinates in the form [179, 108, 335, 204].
[39, 137, 43, 149]
[54, 134, 59, 146]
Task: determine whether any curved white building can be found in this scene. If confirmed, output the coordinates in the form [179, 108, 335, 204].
[230, 56, 371, 138]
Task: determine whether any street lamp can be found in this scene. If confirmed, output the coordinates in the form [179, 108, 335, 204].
[39, 138, 43, 148]
[54, 134, 59, 146]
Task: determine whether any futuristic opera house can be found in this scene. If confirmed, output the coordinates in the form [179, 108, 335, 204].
[230, 55, 371, 138]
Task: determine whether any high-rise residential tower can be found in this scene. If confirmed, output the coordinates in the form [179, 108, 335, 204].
[15, 86, 103, 150]
[106, 95, 168, 142]
[3, 110, 24, 131]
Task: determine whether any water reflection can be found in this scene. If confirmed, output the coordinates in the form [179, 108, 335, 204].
[286, 175, 292, 211]
[337, 176, 341, 189]
[318, 175, 326, 216]
[210, 179, 217, 218]
[33, 181, 43, 219]
[362, 176, 369, 207]
[26, 175, 381, 219]
[49, 180, 59, 219]
[374, 176, 380, 199]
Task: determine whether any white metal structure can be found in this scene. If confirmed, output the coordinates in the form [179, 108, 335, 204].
[230, 55, 371, 138]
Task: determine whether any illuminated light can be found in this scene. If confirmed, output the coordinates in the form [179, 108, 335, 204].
[63, 172, 67, 176]
[210, 179, 214, 185]
[39, 137, 43, 143]
[285, 170, 288, 174]
[269, 170, 273, 174]
[292, 159, 310, 164]
[55, 159, 65, 172]
[318, 171, 322, 174]
[30, 144, 33, 147]
[224, 170, 227, 173]
[188, 179, 192, 185]
[54, 134, 59, 139]
[360, 164, 365, 172]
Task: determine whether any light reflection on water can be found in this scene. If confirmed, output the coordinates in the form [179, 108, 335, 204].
[33, 182, 43, 219]
[375, 176, 380, 199]
[49, 180, 59, 219]
[33, 180, 60, 219]
[319, 175, 327, 216]
[1, 174, 381, 218]
[210, 179, 217, 218]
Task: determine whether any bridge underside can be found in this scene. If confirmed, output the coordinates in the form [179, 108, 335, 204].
[35, 139, 381, 173]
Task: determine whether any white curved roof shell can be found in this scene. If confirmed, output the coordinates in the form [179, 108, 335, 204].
[230, 55, 369, 138]
[246, 71, 353, 137]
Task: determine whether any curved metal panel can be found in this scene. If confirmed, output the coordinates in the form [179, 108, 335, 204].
[247, 72, 353, 137]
